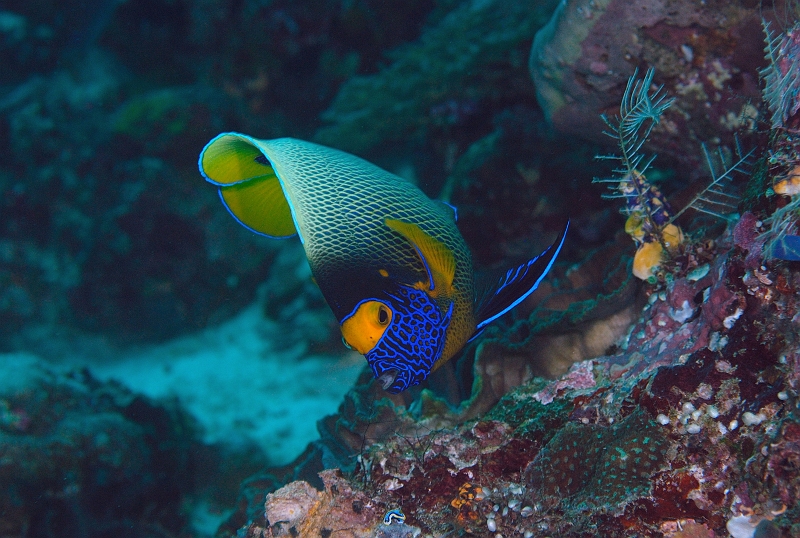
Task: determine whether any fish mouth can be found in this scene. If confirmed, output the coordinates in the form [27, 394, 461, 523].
[377, 370, 399, 391]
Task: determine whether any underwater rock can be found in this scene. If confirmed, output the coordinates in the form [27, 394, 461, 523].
[0, 353, 196, 537]
[316, 0, 561, 154]
[529, 0, 763, 170]
[264, 480, 321, 533]
[256, 469, 384, 537]
[0, 54, 279, 344]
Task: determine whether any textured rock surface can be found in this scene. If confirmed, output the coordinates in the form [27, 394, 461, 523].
[315, 0, 560, 155]
[529, 0, 764, 171]
[0, 354, 197, 537]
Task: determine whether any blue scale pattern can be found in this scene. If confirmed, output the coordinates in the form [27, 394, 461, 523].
[366, 285, 453, 393]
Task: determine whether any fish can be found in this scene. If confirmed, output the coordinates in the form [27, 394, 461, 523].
[198, 133, 568, 393]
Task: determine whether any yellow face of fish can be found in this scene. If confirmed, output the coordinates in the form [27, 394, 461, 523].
[341, 300, 393, 354]
[198, 133, 568, 393]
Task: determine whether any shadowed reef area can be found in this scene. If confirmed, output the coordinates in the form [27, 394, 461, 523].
[1, 0, 799, 536]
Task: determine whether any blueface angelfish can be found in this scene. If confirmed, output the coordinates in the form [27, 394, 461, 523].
[199, 134, 568, 393]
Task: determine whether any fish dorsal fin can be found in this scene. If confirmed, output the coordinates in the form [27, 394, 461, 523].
[474, 220, 569, 330]
[199, 133, 297, 238]
[385, 218, 456, 295]
[435, 200, 458, 222]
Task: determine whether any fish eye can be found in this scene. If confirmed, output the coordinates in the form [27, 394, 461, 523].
[377, 305, 390, 325]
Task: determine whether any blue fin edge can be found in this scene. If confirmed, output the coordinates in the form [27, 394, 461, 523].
[474, 219, 569, 330]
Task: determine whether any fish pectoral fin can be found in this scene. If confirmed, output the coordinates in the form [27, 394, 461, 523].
[429, 301, 455, 373]
[474, 219, 569, 331]
[199, 133, 297, 238]
[385, 218, 456, 295]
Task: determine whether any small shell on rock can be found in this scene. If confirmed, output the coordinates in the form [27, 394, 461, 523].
[687, 263, 710, 281]
[742, 411, 766, 426]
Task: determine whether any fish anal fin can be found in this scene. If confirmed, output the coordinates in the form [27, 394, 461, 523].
[474, 220, 569, 331]
[385, 218, 456, 295]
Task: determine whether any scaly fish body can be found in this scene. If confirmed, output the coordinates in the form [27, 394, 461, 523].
[199, 133, 567, 393]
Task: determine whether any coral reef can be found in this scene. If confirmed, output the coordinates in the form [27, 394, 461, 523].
[3, 1, 800, 537]
[218, 25, 800, 530]
[0, 354, 197, 537]
[233, 213, 800, 537]
[758, 12, 800, 262]
[315, 0, 560, 155]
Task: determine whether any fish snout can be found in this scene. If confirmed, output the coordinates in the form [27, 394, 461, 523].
[377, 369, 399, 391]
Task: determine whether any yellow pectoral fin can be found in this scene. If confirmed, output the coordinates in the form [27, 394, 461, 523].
[385, 219, 455, 296]
[341, 300, 393, 355]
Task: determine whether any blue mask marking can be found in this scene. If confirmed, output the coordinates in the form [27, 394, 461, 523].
[366, 285, 453, 394]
